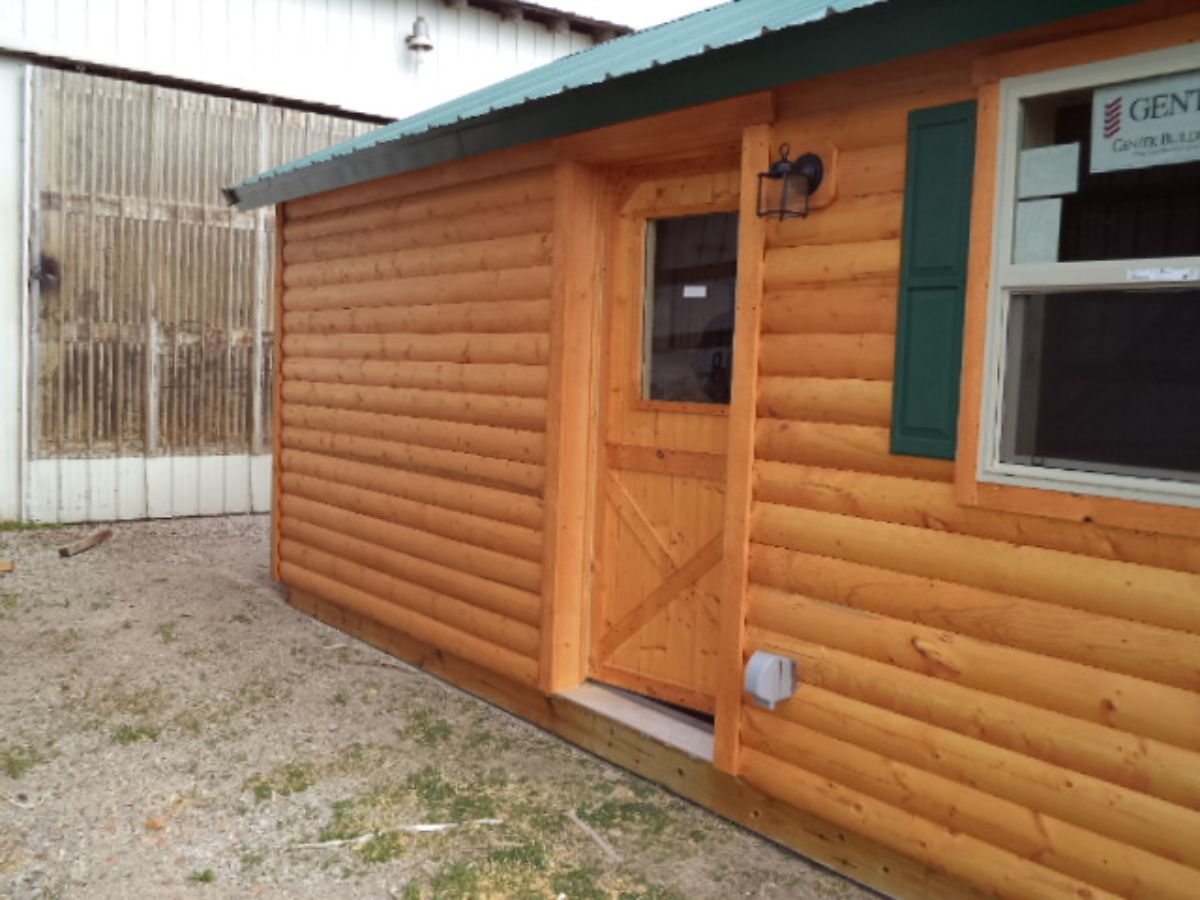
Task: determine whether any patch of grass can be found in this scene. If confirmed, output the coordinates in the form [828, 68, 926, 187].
[359, 830, 405, 864]
[404, 708, 452, 748]
[187, 869, 216, 885]
[401, 882, 422, 900]
[430, 862, 480, 899]
[405, 766, 496, 821]
[1, 594, 18, 610]
[155, 621, 177, 644]
[317, 798, 364, 843]
[579, 799, 669, 836]
[231, 613, 253, 625]
[551, 867, 606, 900]
[113, 723, 160, 745]
[240, 851, 265, 871]
[330, 691, 348, 706]
[244, 761, 316, 803]
[1, 743, 45, 779]
[489, 841, 547, 871]
[0, 520, 68, 532]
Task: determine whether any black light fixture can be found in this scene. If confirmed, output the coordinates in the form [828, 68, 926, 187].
[757, 144, 824, 219]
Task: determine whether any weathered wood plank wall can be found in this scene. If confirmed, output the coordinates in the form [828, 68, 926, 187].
[275, 148, 555, 689]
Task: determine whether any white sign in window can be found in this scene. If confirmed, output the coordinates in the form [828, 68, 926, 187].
[1091, 68, 1200, 173]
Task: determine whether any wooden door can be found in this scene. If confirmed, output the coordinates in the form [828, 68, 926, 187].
[589, 168, 740, 714]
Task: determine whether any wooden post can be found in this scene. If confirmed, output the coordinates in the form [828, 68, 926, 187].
[714, 124, 771, 773]
[539, 161, 605, 693]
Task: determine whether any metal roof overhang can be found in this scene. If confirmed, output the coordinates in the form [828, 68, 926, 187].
[227, 0, 1138, 210]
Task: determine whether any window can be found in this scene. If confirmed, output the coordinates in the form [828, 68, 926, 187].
[983, 46, 1200, 507]
[643, 213, 739, 404]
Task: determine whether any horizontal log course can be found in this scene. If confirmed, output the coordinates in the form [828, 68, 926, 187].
[284, 299, 551, 338]
[283, 266, 552, 313]
[744, 628, 1200, 812]
[282, 404, 545, 465]
[837, 143, 906, 198]
[281, 426, 544, 495]
[282, 469, 542, 563]
[747, 584, 1200, 751]
[284, 199, 554, 265]
[281, 522, 539, 650]
[285, 166, 554, 240]
[766, 191, 903, 249]
[282, 493, 541, 593]
[753, 461, 1200, 577]
[282, 380, 547, 432]
[761, 281, 898, 334]
[285, 232, 553, 289]
[282, 332, 550, 366]
[758, 333, 895, 380]
[757, 376, 893, 427]
[282, 448, 543, 530]
[282, 358, 548, 399]
[748, 541, 1200, 691]
[754, 420, 954, 482]
[764, 239, 900, 287]
[742, 709, 1200, 900]
[750, 503, 1200, 634]
[739, 749, 1119, 900]
[280, 560, 538, 687]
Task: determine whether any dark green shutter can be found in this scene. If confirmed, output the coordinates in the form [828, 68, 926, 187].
[891, 100, 977, 459]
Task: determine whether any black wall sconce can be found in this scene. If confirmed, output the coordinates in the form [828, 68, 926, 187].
[757, 144, 824, 219]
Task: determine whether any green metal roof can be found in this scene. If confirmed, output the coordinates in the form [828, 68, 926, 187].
[227, 0, 1137, 210]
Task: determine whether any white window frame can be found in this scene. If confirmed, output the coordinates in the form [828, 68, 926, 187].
[980, 44, 1200, 509]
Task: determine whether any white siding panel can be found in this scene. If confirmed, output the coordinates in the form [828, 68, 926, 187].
[0, 0, 599, 118]
[0, 60, 22, 520]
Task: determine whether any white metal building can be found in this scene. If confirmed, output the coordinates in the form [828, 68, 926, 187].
[0, 0, 620, 523]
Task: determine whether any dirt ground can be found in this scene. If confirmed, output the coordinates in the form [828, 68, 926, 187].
[0, 516, 871, 900]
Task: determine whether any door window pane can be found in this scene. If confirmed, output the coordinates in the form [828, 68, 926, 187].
[643, 213, 739, 404]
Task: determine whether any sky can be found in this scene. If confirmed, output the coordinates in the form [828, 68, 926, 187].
[547, 0, 728, 30]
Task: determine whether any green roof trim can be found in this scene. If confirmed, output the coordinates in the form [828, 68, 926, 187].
[227, 0, 1137, 210]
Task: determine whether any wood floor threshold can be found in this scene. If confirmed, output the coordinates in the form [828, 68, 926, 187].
[285, 585, 983, 900]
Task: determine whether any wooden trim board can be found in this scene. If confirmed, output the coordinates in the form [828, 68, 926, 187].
[287, 585, 984, 900]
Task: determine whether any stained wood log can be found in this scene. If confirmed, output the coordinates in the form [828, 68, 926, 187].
[756, 377, 892, 427]
[761, 281, 898, 335]
[283, 266, 551, 313]
[837, 143, 906, 198]
[765, 191, 902, 249]
[281, 523, 540, 645]
[282, 493, 541, 593]
[743, 709, 1200, 900]
[282, 404, 544, 465]
[282, 470, 542, 563]
[281, 358, 548, 399]
[284, 299, 551, 338]
[285, 200, 554, 265]
[748, 584, 1200, 751]
[749, 542, 1200, 691]
[754, 421, 955, 482]
[750, 503, 1200, 634]
[285, 232, 552, 289]
[744, 629, 1200, 812]
[753, 460, 1200, 577]
[282, 448, 543, 530]
[283, 381, 547, 432]
[285, 166, 554, 238]
[280, 561, 538, 686]
[758, 333, 895, 380]
[740, 749, 1120, 900]
[764, 239, 900, 286]
[283, 332, 550, 366]
[281, 426, 544, 494]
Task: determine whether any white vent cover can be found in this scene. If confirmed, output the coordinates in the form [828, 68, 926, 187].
[744, 651, 798, 710]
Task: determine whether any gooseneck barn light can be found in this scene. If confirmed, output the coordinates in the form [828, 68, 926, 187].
[406, 16, 434, 53]
[757, 144, 824, 219]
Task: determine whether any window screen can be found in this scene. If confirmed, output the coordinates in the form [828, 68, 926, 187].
[643, 213, 739, 404]
[1001, 288, 1200, 481]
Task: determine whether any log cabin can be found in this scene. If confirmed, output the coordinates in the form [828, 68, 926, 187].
[226, 1, 1200, 896]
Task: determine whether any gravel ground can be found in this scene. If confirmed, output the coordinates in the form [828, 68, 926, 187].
[0, 515, 871, 900]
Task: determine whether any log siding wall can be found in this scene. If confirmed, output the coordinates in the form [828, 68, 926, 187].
[275, 154, 555, 689]
[738, 30, 1200, 900]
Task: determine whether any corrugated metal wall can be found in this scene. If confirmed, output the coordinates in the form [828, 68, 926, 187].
[0, 0, 597, 120]
[25, 67, 373, 521]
